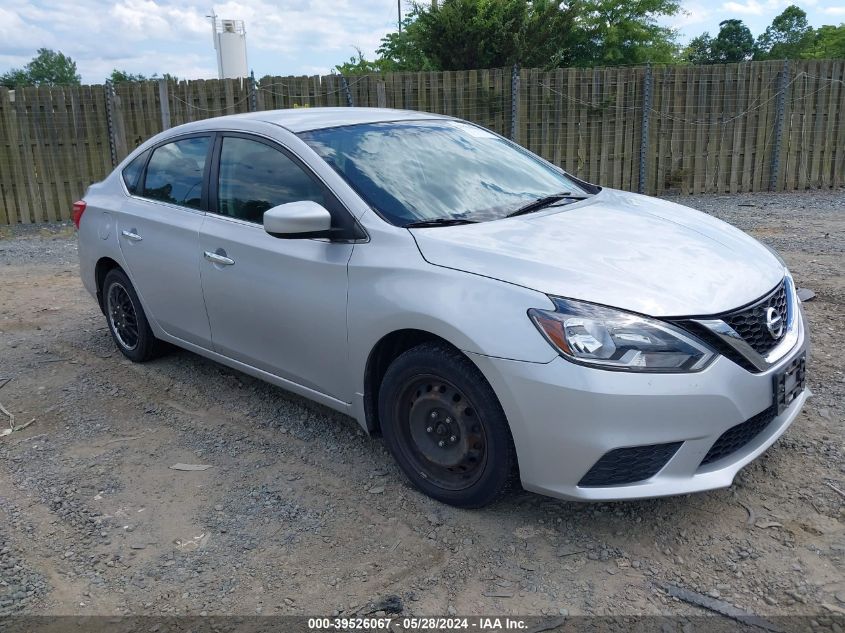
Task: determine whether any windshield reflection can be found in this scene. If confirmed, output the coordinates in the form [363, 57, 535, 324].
[300, 120, 586, 226]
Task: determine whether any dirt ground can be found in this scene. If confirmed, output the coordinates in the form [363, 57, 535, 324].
[0, 190, 843, 622]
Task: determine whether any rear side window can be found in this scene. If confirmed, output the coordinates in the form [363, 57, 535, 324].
[142, 137, 210, 209]
[215, 136, 325, 223]
[121, 150, 148, 194]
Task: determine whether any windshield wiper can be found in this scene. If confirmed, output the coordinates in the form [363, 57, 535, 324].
[506, 192, 589, 218]
[404, 218, 478, 228]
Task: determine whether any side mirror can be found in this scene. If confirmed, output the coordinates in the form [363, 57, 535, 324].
[263, 201, 332, 239]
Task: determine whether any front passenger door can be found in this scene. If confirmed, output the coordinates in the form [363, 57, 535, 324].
[199, 135, 353, 401]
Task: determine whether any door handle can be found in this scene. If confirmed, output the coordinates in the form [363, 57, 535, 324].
[204, 250, 235, 266]
[121, 229, 142, 242]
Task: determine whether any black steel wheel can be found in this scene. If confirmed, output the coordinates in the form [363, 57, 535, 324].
[379, 342, 516, 508]
[102, 268, 164, 362]
[107, 282, 139, 351]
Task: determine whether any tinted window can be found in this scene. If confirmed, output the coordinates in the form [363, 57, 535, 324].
[300, 120, 587, 226]
[142, 137, 210, 209]
[121, 150, 148, 194]
[216, 137, 325, 223]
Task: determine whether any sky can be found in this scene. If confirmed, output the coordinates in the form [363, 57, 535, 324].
[2, 0, 845, 83]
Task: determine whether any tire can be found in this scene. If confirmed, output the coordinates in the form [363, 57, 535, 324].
[102, 268, 164, 362]
[378, 342, 517, 508]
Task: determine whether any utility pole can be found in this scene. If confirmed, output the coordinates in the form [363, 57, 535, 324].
[398, 0, 402, 31]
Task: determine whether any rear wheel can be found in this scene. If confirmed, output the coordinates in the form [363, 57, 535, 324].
[102, 268, 163, 362]
[378, 342, 516, 508]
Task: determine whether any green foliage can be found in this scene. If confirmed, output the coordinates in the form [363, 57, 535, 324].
[754, 5, 814, 60]
[0, 68, 29, 89]
[802, 23, 845, 59]
[336, 0, 680, 73]
[711, 20, 754, 63]
[108, 69, 179, 84]
[685, 19, 754, 64]
[0, 48, 80, 88]
[684, 33, 713, 65]
[110, 69, 148, 83]
[579, 0, 681, 66]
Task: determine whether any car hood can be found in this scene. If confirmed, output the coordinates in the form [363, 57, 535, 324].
[410, 188, 785, 317]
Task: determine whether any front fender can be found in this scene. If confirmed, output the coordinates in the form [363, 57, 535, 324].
[347, 224, 558, 400]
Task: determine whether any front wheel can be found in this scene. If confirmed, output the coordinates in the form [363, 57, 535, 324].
[378, 342, 517, 508]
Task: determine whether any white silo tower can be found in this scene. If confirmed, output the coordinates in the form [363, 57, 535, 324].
[209, 12, 249, 78]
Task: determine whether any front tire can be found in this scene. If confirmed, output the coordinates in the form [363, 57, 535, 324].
[102, 268, 163, 362]
[378, 342, 516, 508]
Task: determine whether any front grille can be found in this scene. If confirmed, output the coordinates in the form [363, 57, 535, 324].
[678, 321, 758, 372]
[578, 442, 682, 487]
[722, 281, 788, 356]
[699, 405, 777, 467]
[672, 279, 789, 373]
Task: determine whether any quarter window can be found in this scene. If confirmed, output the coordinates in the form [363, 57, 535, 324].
[216, 137, 325, 224]
[142, 137, 210, 209]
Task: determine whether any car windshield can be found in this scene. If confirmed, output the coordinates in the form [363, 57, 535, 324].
[299, 120, 589, 226]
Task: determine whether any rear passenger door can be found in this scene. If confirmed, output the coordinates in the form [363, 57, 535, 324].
[117, 134, 213, 347]
[198, 134, 354, 401]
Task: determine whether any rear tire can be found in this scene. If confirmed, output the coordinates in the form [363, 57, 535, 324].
[378, 342, 516, 508]
[102, 268, 164, 362]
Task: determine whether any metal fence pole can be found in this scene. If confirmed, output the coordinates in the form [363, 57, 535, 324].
[769, 60, 789, 192]
[104, 80, 118, 168]
[158, 79, 171, 130]
[249, 71, 258, 112]
[340, 75, 354, 107]
[510, 64, 520, 141]
[638, 63, 653, 195]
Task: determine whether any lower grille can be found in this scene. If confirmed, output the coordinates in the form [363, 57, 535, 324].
[578, 442, 682, 487]
[700, 405, 777, 466]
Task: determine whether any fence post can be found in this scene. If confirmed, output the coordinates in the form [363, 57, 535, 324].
[638, 63, 653, 195]
[340, 75, 354, 107]
[249, 70, 258, 112]
[104, 80, 118, 168]
[510, 64, 520, 141]
[769, 60, 789, 192]
[158, 79, 171, 130]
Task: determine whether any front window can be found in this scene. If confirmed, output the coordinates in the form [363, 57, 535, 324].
[215, 137, 326, 223]
[300, 120, 588, 226]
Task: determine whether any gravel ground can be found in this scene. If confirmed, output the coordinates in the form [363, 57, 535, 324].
[0, 190, 842, 624]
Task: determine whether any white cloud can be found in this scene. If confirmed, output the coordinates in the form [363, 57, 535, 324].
[666, 2, 713, 29]
[720, 0, 790, 15]
[821, 6, 845, 15]
[110, 0, 209, 40]
[0, 7, 55, 52]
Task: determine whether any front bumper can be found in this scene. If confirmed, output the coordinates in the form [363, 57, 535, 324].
[468, 308, 809, 501]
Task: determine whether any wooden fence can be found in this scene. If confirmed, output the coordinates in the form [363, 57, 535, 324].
[0, 59, 843, 225]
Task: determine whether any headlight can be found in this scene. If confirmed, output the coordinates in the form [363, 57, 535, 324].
[529, 298, 715, 372]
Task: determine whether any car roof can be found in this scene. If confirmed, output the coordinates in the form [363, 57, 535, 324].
[175, 107, 453, 134]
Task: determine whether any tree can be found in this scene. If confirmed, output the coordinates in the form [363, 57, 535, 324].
[802, 23, 845, 59]
[687, 19, 754, 64]
[684, 33, 713, 64]
[108, 69, 179, 83]
[579, 0, 681, 65]
[0, 68, 29, 89]
[337, 0, 680, 73]
[711, 20, 754, 63]
[409, 0, 583, 70]
[754, 5, 814, 60]
[110, 69, 148, 83]
[0, 48, 80, 88]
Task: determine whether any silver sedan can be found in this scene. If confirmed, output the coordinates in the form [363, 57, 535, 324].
[75, 108, 809, 507]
